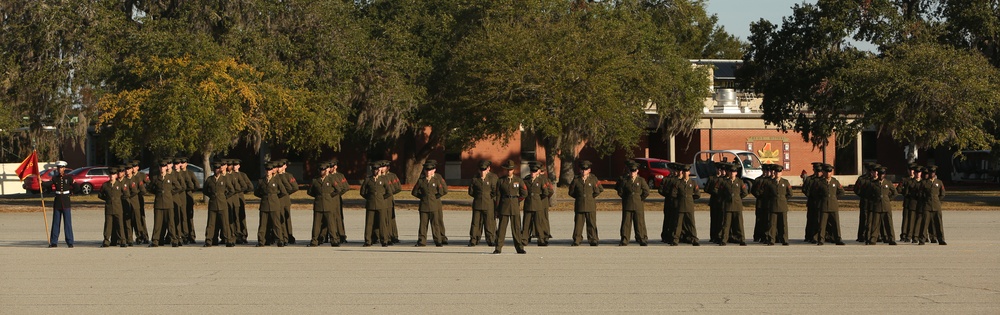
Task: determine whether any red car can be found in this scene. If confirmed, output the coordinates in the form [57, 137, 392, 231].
[632, 158, 672, 188]
[22, 168, 70, 194]
[65, 166, 111, 195]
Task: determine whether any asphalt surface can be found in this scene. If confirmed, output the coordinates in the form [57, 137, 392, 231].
[0, 207, 997, 314]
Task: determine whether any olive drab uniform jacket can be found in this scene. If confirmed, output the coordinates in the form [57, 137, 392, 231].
[182, 169, 198, 194]
[328, 172, 350, 211]
[360, 175, 392, 211]
[469, 172, 499, 211]
[308, 176, 339, 212]
[854, 174, 874, 213]
[811, 177, 845, 212]
[616, 175, 650, 212]
[656, 176, 677, 210]
[761, 177, 792, 213]
[125, 174, 146, 212]
[919, 179, 945, 212]
[383, 172, 403, 202]
[568, 175, 603, 212]
[148, 173, 174, 210]
[255, 176, 287, 212]
[704, 175, 722, 210]
[899, 175, 921, 211]
[670, 178, 701, 213]
[412, 174, 448, 213]
[715, 177, 748, 212]
[279, 172, 298, 203]
[98, 180, 126, 215]
[495, 175, 527, 216]
[871, 178, 898, 213]
[524, 174, 554, 212]
[203, 175, 231, 212]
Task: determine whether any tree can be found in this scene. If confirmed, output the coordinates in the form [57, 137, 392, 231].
[0, 1, 105, 161]
[741, 0, 1000, 157]
[641, 0, 743, 59]
[832, 42, 1000, 160]
[93, 0, 357, 178]
[445, 0, 709, 185]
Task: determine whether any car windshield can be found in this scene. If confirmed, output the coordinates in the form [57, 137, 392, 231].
[67, 168, 88, 175]
[737, 152, 762, 169]
[649, 162, 670, 169]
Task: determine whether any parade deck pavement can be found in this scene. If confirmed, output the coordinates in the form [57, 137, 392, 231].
[1, 208, 997, 314]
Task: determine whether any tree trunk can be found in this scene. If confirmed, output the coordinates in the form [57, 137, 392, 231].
[403, 132, 441, 184]
[202, 150, 212, 203]
[905, 144, 919, 164]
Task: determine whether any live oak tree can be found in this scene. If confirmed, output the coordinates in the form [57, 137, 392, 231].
[832, 42, 1000, 160]
[96, 0, 356, 178]
[740, 0, 1000, 160]
[445, 0, 710, 185]
[0, 1, 104, 161]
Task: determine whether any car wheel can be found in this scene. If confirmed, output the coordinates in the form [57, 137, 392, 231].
[648, 179, 656, 189]
[80, 183, 94, 195]
[742, 179, 753, 192]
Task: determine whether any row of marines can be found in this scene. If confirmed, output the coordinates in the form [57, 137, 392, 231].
[90, 157, 948, 252]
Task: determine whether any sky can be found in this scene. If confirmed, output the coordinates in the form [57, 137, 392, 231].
[703, 0, 813, 43]
[705, 0, 877, 51]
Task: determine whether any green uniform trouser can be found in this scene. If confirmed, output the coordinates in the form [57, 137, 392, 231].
[927, 211, 944, 242]
[311, 211, 340, 245]
[720, 211, 744, 243]
[206, 210, 233, 244]
[173, 200, 189, 241]
[866, 211, 894, 243]
[619, 210, 647, 244]
[709, 206, 723, 242]
[389, 206, 399, 241]
[103, 212, 125, 245]
[818, 211, 842, 243]
[495, 214, 525, 252]
[572, 212, 599, 245]
[281, 199, 294, 242]
[662, 208, 678, 242]
[258, 211, 286, 244]
[522, 211, 546, 245]
[185, 193, 196, 240]
[900, 206, 913, 239]
[768, 212, 788, 243]
[128, 200, 145, 240]
[540, 207, 552, 241]
[364, 209, 391, 245]
[470, 208, 496, 245]
[673, 212, 697, 244]
[151, 208, 177, 245]
[417, 210, 447, 245]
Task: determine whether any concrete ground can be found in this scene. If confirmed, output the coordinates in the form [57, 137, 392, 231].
[0, 207, 997, 314]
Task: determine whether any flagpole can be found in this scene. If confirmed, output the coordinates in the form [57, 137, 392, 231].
[35, 151, 50, 245]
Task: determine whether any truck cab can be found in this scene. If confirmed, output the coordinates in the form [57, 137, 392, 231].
[690, 150, 763, 190]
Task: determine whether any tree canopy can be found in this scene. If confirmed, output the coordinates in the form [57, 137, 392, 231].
[2, 0, 737, 182]
[740, 0, 1000, 157]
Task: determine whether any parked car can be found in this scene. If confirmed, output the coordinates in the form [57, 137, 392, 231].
[22, 168, 71, 194]
[631, 158, 672, 188]
[66, 166, 111, 195]
[690, 150, 763, 190]
[139, 164, 212, 188]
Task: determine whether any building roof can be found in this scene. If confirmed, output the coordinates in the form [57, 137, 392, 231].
[691, 59, 742, 80]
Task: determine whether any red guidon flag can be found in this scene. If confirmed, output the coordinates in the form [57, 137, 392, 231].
[15, 151, 39, 181]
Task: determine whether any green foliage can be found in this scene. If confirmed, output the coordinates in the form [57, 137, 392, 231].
[833, 42, 1000, 152]
[445, 0, 709, 163]
[0, 1, 105, 160]
[741, 0, 1000, 152]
